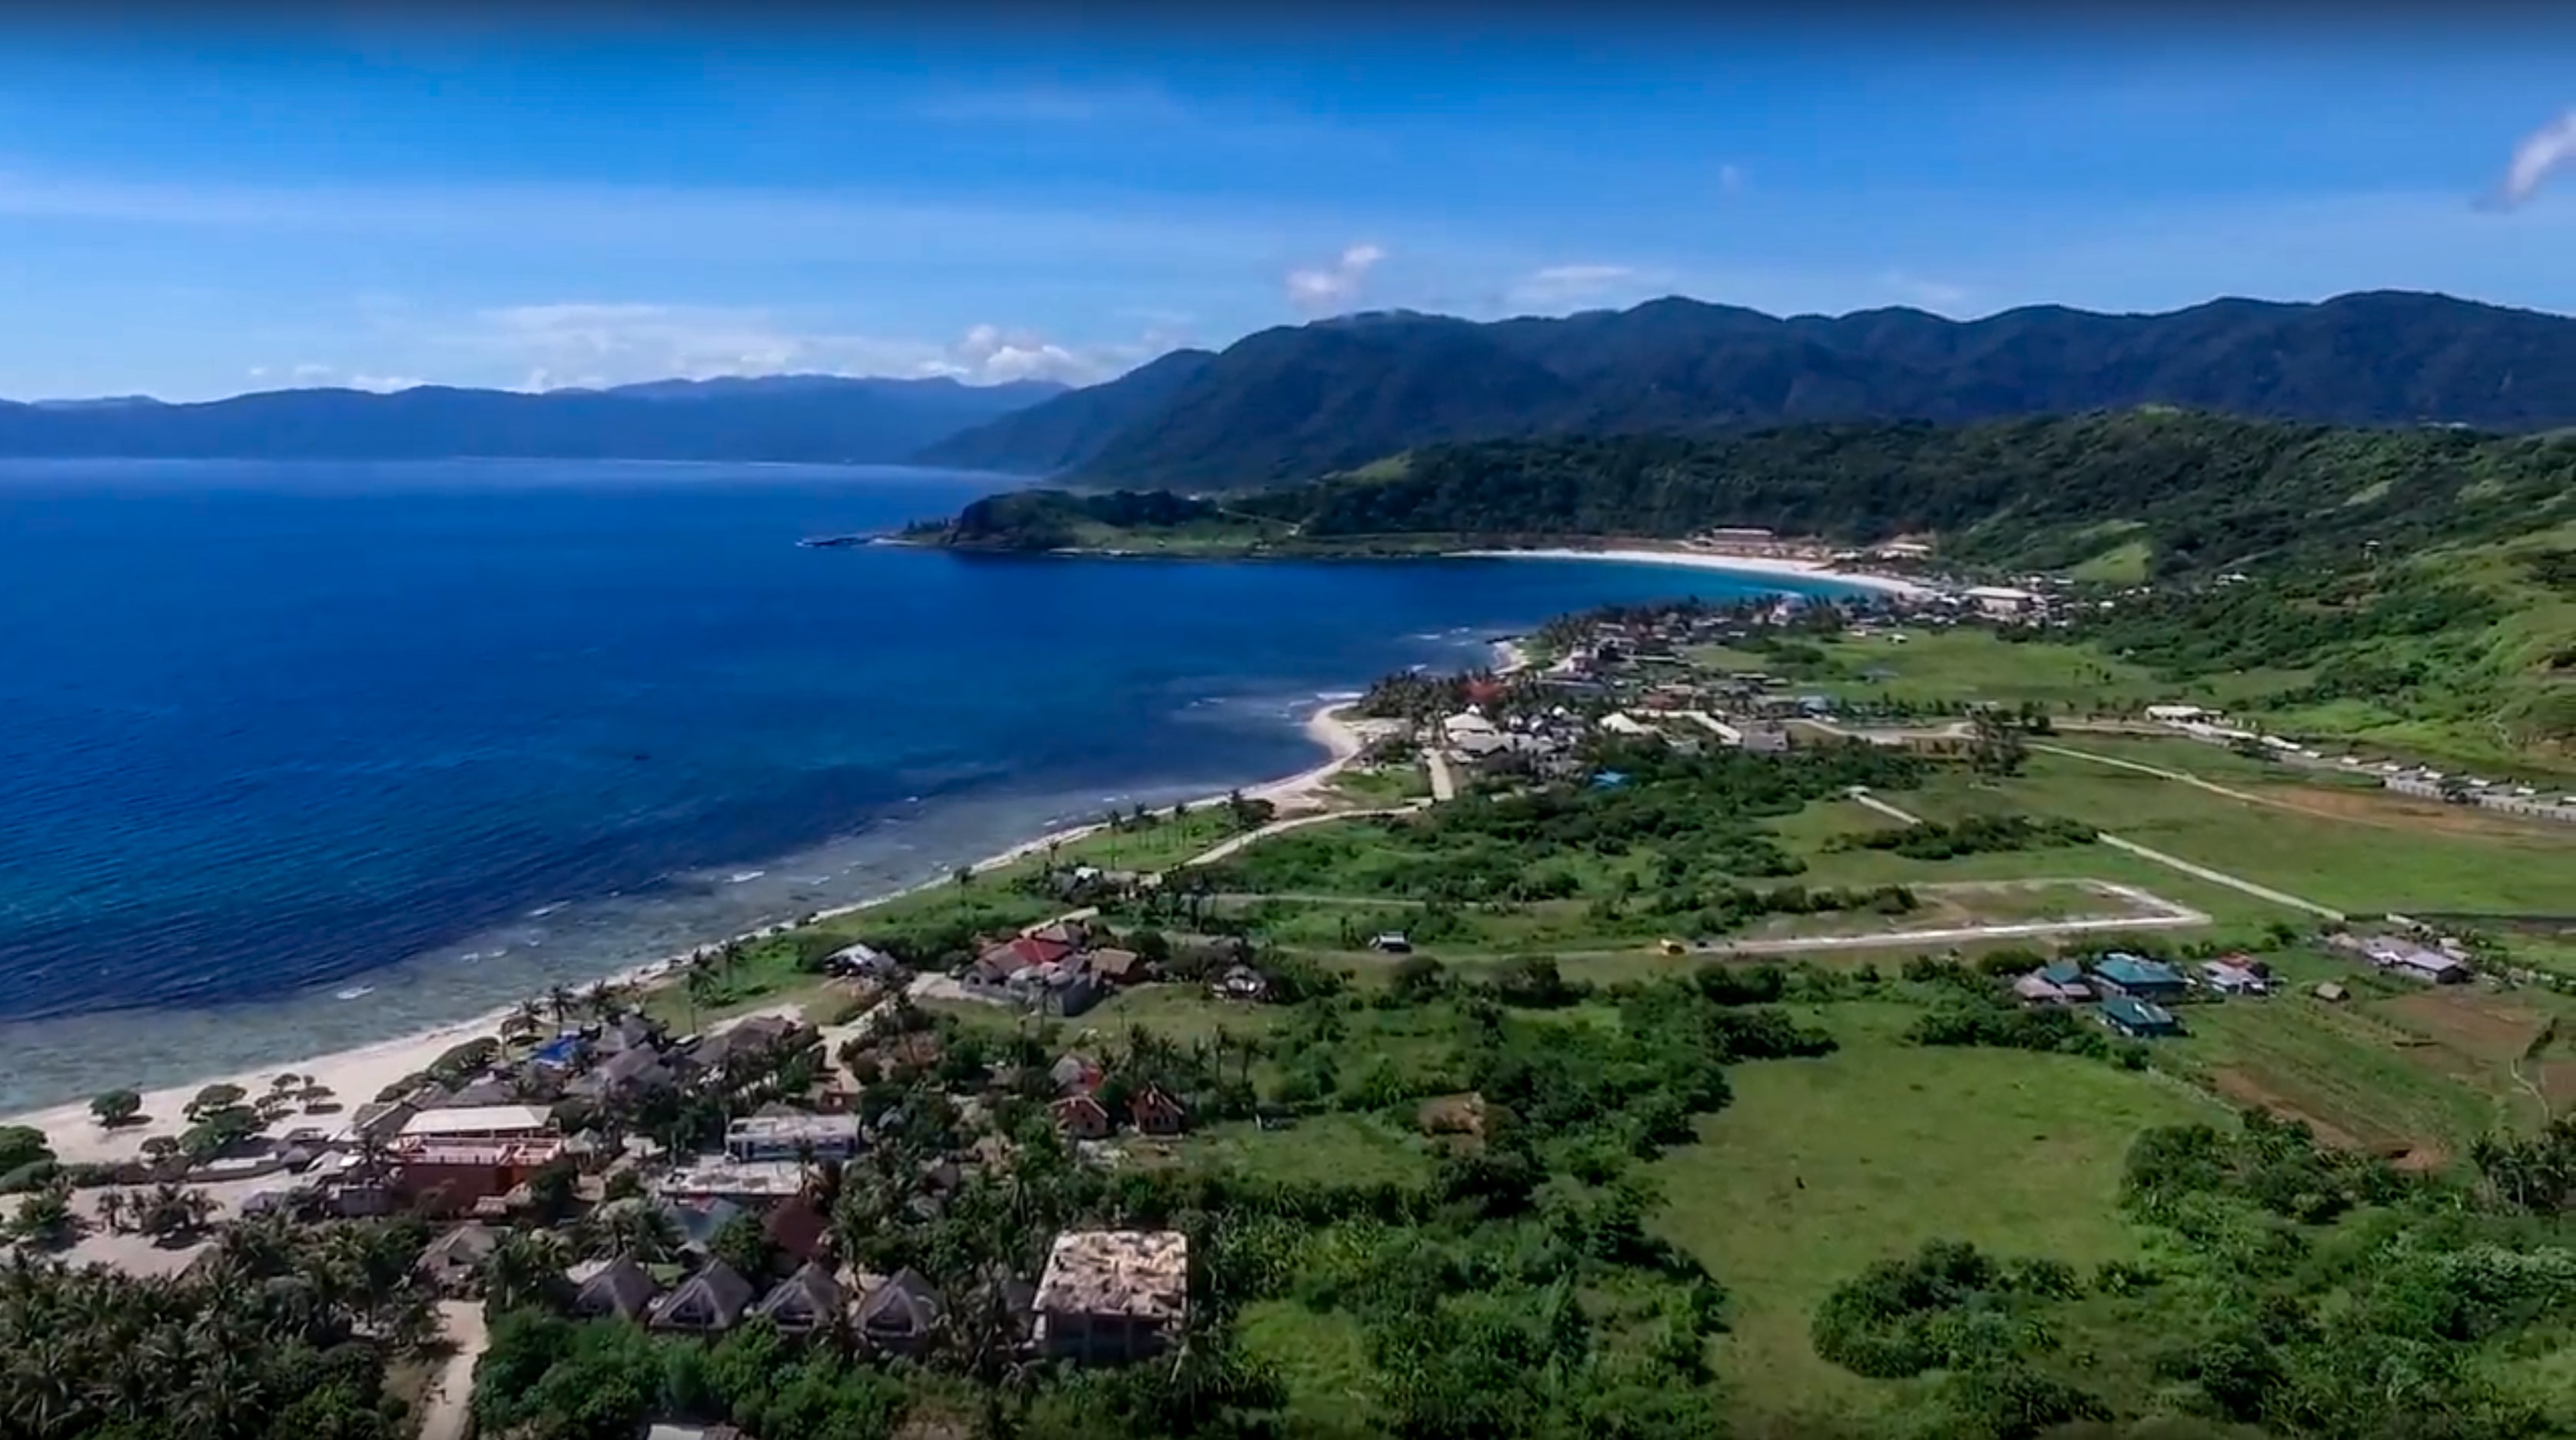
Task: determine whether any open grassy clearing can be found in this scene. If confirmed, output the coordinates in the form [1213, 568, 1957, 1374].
[2043, 732, 2388, 788]
[1177, 1110, 1438, 1187]
[1874, 752, 2573, 917]
[1687, 627, 2311, 715]
[1047, 807, 1244, 873]
[1645, 1001, 2213, 1428]
[1325, 761, 1430, 805]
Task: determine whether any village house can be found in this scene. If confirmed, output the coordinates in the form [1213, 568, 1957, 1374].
[650, 1259, 758, 1335]
[1034, 1229, 1190, 1365]
[856, 1267, 946, 1356]
[2339, 933, 2471, 984]
[656, 1159, 808, 1206]
[413, 1222, 499, 1296]
[750, 1261, 843, 1335]
[2099, 995, 2184, 1039]
[563, 1044, 675, 1103]
[725, 1112, 863, 1163]
[570, 1254, 661, 1321]
[391, 1135, 566, 1219]
[2012, 960, 2092, 1007]
[1129, 1085, 1189, 1137]
[2199, 957, 2272, 996]
[1051, 1093, 1113, 1140]
[2090, 954, 2190, 1004]
[682, 1014, 809, 1073]
[1090, 947, 1147, 986]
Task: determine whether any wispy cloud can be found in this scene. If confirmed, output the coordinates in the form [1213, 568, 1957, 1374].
[416, 302, 1146, 390]
[1505, 264, 1654, 310]
[913, 84, 1190, 126]
[1719, 164, 1747, 194]
[0, 166, 1286, 270]
[2488, 110, 2576, 211]
[1285, 243, 1386, 315]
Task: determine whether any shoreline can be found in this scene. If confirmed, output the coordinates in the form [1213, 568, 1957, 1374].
[0, 699, 1383, 1163]
[1452, 544, 1932, 597]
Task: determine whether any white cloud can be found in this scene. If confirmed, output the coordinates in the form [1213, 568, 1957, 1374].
[1285, 243, 1387, 315]
[348, 373, 426, 393]
[2490, 110, 2576, 211]
[1505, 264, 1650, 310]
[404, 302, 1144, 390]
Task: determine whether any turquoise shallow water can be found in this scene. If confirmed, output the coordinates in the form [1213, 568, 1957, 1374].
[0, 459, 1846, 1108]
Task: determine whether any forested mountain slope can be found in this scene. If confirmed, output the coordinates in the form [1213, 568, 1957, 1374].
[930, 410, 2576, 761]
[920, 290, 2576, 488]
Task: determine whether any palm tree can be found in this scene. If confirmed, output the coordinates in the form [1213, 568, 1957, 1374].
[598, 1202, 682, 1264]
[482, 1229, 569, 1312]
[543, 983, 576, 1026]
[94, 1189, 126, 1235]
[502, 1000, 545, 1046]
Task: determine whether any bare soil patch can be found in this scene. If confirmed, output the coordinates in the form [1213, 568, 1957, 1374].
[2248, 781, 2570, 840]
[2375, 990, 2551, 1063]
[2533, 1060, 2576, 1114]
[2208, 1067, 2375, 1153]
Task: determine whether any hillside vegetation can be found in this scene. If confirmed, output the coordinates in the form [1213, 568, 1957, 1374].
[918, 290, 2576, 487]
[928, 411, 2576, 763]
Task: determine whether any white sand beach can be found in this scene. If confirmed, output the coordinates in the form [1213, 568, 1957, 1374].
[0, 701, 1388, 1159]
[1459, 545, 1932, 597]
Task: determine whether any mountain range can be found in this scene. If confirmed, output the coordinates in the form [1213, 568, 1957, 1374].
[919, 290, 2576, 489]
[0, 374, 1064, 464]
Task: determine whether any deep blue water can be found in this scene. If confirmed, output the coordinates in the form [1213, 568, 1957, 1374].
[0, 460, 1837, 1107]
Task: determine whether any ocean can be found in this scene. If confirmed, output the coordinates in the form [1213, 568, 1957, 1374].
[0, 460, 1842, 1110]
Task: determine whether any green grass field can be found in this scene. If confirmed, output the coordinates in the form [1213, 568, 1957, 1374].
[1647, 1002, 2215, 1428]
[1183, 1110, 1437, 1187]
[1889, 752, 2572, 917]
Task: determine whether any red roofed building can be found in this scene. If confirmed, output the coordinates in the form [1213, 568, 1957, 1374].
[1052, 1093, 1112, 1140]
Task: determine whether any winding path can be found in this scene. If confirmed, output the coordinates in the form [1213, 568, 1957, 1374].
[417, 1300, 488, 1440]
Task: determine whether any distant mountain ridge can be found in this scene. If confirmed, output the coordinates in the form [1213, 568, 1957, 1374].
[918, 290, 2576, 489]
[0, 374, 1064, 463]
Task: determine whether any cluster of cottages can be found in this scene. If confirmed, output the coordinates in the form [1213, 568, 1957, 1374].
[1436, 707, 1590, 777]
[961, 920, 1147, 1019]
[2326, 931, 2474, 986]
[1042, 1051, 1190, 1143]
[2013, 934, 2479, 1040]
[417, 1222, 1189, 1367]
[2010, 951, 2280, 1039]
[357, 1007, 1200, 1371]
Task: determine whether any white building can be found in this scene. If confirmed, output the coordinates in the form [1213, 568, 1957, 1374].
[1961, 585, 2040, 617]
[397, 1105, 553, 1144]
[725, 1113, 862, 1163]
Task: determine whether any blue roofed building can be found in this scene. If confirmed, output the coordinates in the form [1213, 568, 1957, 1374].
[2090, 954, 2188, 1003]
[2098, 994, 2183, 1038]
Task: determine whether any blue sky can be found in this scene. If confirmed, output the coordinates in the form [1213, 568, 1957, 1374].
[4, 12, 2576, 400]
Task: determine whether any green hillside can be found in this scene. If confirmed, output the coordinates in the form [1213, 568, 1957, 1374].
[926, 411, 2576, 767]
